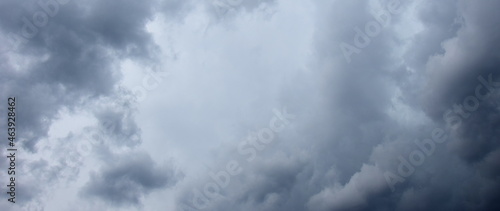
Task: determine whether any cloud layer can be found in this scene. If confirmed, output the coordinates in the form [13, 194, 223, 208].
[1, 0, 499, 210]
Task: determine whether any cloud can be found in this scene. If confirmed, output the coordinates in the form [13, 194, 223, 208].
[302, 0, 500, 210]
[0, 0, 158, 151]
[1, 0, 500, 210]
[171, 0, 500, 210]
[0, 0, 165, 209]
[80, 151, 180, 206]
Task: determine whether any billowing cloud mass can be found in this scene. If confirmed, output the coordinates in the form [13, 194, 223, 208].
[0, 0, 499, 210]
[80, 151, 180, 206]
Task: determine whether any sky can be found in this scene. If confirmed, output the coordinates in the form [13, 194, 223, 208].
[0, 0, 499, 210]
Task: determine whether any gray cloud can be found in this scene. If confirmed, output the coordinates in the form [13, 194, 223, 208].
[0, 0, 165, 209]
[0, 0, 159, 151]
[2, 0, 500, 210]
[302, 0, 500, 210]
[81, 151, 180, 206]
[173, 0, 500, 210]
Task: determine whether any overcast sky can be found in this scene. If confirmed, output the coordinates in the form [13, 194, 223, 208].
[1, 0, 500, 210]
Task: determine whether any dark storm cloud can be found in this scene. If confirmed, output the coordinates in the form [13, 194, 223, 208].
[81, 151, 181, 206]
[412, 1, 500, 210]
[175, 0, 409, 210]
[95, 107, 142, 147]
[0, 0, 158, 151]
[305, 0, 500, 210]
[402, 0, 462, 69]
[420, 0, 500, 163]
[1, 0, 499, 210]
[0, 0, 171, 209]
[173, 0, 500, 211]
